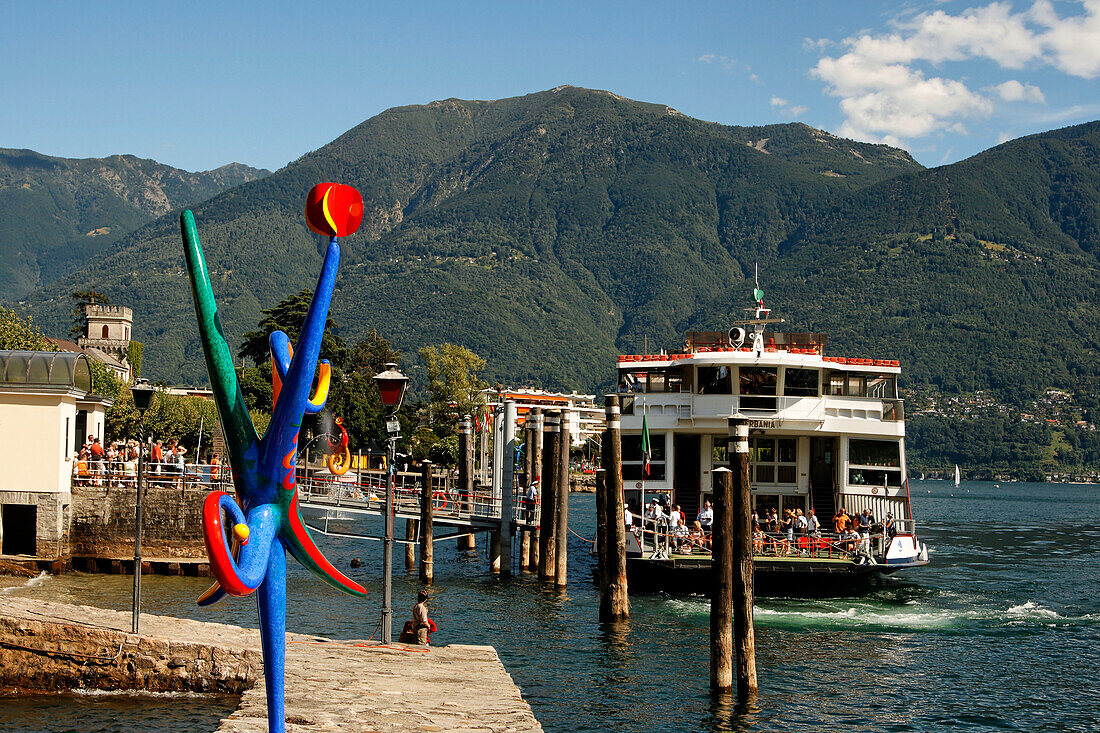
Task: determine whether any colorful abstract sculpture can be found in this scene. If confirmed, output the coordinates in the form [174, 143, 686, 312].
[326, 417, 352, 475]
[181, 183, 367, 733]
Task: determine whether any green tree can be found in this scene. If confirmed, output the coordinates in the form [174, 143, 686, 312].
[0, 307, 52, 350]
[238, 290, 346, 368]
[69, 289, 110, 339]
[418, 343, 487, 434]
[326, 329, 405, 451]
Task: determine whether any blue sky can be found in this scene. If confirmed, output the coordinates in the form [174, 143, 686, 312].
[2, 1, 1097, 172]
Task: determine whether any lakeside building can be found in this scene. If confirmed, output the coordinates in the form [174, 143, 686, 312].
[0, 350, 111, 564]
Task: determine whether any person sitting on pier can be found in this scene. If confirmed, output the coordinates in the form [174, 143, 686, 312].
[401, 590, 436, 645]
[752, 526, 765, 554]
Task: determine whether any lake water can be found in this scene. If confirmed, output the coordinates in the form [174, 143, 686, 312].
[3, 481, 1098, 732]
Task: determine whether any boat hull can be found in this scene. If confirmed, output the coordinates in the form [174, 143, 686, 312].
[625, 554, 925, 596]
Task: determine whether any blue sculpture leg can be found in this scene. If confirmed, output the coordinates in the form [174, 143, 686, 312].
[257, 542, 287, 733]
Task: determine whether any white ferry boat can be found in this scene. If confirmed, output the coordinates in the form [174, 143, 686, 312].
[615, 285, 929, 594]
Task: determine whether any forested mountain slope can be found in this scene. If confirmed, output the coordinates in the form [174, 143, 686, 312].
[17, 86, 923, 387]
[0, 149, 269, 300]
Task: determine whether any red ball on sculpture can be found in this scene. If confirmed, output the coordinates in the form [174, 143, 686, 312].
[305, 183, 364, 238]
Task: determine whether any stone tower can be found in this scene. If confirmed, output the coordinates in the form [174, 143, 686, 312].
[77, 304, 132, 382]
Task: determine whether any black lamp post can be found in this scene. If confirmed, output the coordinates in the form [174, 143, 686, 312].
[130, 379, 155, 634]
[373, 363, 409, 643]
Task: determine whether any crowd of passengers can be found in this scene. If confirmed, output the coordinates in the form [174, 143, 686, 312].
[622, 496, 898, 556]
[72, 435, 225, 487]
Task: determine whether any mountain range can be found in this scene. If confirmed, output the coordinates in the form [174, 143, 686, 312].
[0, 148, 268, 301]
[7, 87, 1100, 428]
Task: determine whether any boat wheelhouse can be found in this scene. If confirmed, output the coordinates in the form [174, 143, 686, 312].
[616, 287, 928, 593]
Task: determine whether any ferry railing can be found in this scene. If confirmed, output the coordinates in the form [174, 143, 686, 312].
[631, 524, 897, 562]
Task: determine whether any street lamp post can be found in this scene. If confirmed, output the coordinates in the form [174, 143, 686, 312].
[130, 379, 155, 634]
[373, 363, 409, 644]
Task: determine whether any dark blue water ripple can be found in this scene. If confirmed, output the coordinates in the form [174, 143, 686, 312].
[3, 482, 1098, 732]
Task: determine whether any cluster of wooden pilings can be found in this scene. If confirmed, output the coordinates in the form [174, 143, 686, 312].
[400, 403, 572, 585]
[595, 397, 757, 699]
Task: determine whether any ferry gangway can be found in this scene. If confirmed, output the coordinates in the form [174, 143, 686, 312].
[294, 470, 540, 539]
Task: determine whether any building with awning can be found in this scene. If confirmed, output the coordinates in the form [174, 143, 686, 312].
[0, 350, 112, 566]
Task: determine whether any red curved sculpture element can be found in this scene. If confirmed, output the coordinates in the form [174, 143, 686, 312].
[326, 417, 352, 475]
[305, 182, 364, 238]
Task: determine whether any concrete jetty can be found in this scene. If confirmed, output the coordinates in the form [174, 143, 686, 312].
[0, 596, 542, 732]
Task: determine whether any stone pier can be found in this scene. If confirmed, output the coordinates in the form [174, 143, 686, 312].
[0, 596, 542, 732]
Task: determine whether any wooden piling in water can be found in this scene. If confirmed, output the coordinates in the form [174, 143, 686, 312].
[538, 411, 560, 582]
[528, 409, 543, 572]
[600, 395, 630, 621]
[555, 409, 571, 588]
[459, 415, 476, 551]
[405, 519, 417, 571]
[710, 466, 734, 693]
[595, 469, 607, 579]
[731, 419, 758, 696]
[419, 460, 434, 585]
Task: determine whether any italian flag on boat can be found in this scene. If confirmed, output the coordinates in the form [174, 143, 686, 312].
[641, 410, 652, 477]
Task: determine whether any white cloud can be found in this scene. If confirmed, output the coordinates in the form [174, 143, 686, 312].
[990, 79, 1046, 102]
[788, 105, 809, 116]
[770, 96, 789, 108]
[811, 1, 1100, 145]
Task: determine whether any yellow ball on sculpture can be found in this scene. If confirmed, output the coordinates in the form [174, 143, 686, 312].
[233, 523, 250, 544]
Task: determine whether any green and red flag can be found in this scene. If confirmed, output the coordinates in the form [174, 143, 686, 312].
[641, 411, 652, 477]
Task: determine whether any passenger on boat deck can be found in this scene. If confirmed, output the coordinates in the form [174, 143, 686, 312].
[858, 509, 874, 534]
[697, 501, 713, 531]
[782, 509, 794, 541]
[524, 481, 539, 522]
[670, 517, 689, 550]
[623, 507, 633, 528]
[884, 513, 896, 538]
[768, 508, 780, 533]
[687, 521, 707, 551]
[842, 526, 861, 552]
[807, 508, 821, 537]
[669, 504, 683, 528]
[795, 508, 808, 536]
[751, 509, 760, 530]
[833, 508, 851, 534]
[646, 500, 665, 525]
[752, 527, 765, 553]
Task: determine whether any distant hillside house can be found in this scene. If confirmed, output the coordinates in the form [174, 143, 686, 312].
[47, 304, 133, 383]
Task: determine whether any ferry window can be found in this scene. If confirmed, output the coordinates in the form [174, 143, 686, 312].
[697, 366, 733, 394]
[750, 436, 797, 485]
[849, 439, 900, 467]
[622, 433, 666, 481]
[739, 367, 777, 395]
[647, 371, 666, 392]
[847, 374, 866, 397]
[740, 367, 777, 410]
[778, 438, 796, 463]
[666, 368, 684, 393]
[784, 368, 819, 397]
[828, 372, 846, 396]
[848, 468, 903, 487]
[866, 374, 896, 399]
